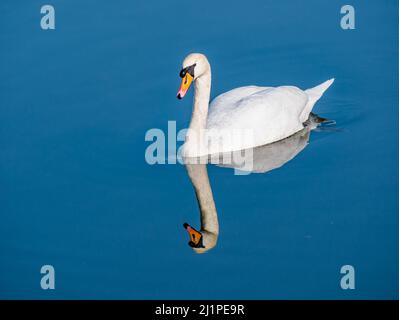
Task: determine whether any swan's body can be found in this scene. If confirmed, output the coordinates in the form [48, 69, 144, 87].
[207, 82, 333, 151]
[177, 53, 334, 157]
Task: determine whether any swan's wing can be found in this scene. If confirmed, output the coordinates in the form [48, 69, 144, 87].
[210, 86, 269, 110]
[207, 86, 309, 150]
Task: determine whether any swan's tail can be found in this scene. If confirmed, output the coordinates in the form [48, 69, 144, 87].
[300, 78, 335, 122]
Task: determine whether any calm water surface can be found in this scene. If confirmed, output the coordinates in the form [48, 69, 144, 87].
[0, 0, 398, 298]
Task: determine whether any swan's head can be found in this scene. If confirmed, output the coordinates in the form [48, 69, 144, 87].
[177, 53, 210, 99]
[183, 222, 218, 254]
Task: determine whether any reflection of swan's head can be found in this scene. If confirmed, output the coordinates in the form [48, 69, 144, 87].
[183, 223, 218, 254]
[177, 53, 210, 99]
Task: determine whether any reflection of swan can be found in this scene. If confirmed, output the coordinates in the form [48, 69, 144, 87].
[177, 53, 334, 157]
[184, 164, 219, 254]
[214, 117, 317, 173]
[183, 115, 328, 253]
[213, 127, 311, 174]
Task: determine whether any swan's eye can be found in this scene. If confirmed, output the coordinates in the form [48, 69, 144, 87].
[179, 64, 196, 78]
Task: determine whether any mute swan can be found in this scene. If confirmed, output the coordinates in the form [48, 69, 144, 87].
[177, 53, 334, 157]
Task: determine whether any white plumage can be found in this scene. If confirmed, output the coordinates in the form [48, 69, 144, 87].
[178, 53, 334, 157]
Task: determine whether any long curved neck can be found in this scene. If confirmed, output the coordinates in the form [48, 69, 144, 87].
[185, 164, 219, 235]
[188, 71, 211, 133]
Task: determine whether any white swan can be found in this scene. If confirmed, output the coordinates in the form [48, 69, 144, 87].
[177, 53, 334, 157]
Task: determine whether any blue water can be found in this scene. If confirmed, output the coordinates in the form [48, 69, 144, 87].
[1, 0, 398, 299]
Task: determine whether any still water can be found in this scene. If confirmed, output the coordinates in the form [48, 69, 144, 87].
[0, 0, 398, 299]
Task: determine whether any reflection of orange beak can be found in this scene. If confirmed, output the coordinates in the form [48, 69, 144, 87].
[183, 222, 203, 247]
[177, 73, 193, 99]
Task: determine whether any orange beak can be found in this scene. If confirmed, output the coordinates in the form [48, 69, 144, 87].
[177, 73, 193, 99]
[183, 223, 203, 247]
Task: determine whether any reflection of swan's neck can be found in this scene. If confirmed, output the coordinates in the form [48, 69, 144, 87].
[186, 164, 219, 235]
[188, 71, 211, 134]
